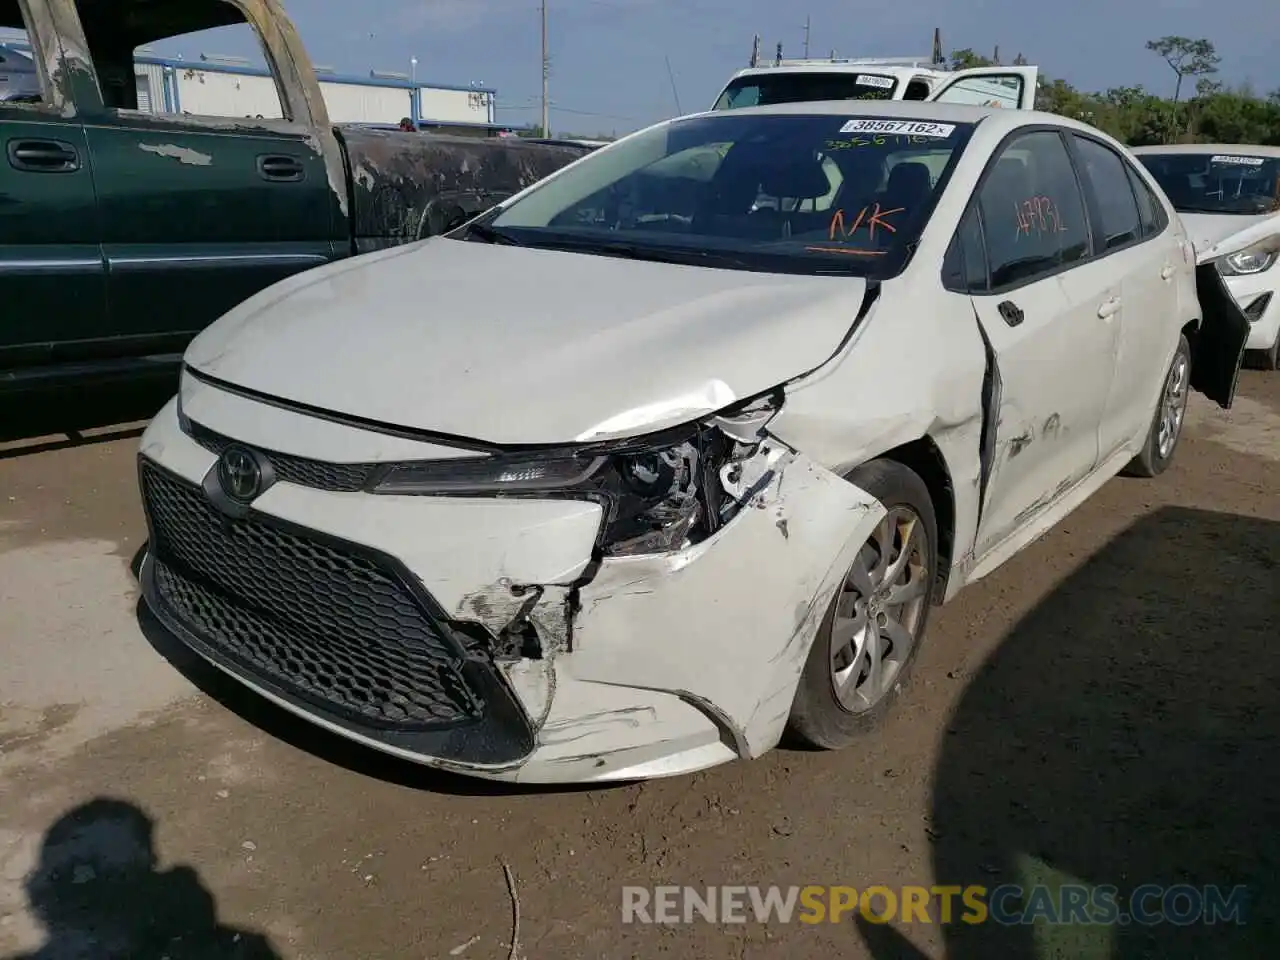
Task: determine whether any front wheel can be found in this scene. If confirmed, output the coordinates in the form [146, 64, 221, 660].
[1124, 333, 1191, 478]
[786, 459, 938, 751]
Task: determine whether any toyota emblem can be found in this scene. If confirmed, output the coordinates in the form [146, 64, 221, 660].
[217, 445, 263, 502]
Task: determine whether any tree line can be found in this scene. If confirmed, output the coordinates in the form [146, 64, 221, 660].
[954, 36, 1280, 146]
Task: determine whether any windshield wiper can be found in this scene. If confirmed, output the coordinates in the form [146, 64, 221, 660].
[465, 222, 523, 245]
[532, 236, 751, 269]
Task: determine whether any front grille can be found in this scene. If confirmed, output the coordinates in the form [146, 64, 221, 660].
[141, 461, 482, 730]
[186, 419, 377, 492]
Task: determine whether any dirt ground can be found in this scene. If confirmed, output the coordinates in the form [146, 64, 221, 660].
[1, 373, 1277, 960]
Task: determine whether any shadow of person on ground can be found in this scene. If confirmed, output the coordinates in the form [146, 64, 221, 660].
[6, 798, 280, 960]
[862, 506, 1279, 959]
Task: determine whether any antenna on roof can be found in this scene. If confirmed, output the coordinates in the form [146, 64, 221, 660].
[931, 28, 944, 65]
[750, 34, 760, 67]
[774, 42, 783, 66]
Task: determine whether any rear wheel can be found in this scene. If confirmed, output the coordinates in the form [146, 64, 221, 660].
[1124, 333, 1191, 479]
[787, 460, 938, 750]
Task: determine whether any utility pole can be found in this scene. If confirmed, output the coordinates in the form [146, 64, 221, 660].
[540, 0, 550, 137]
[803, 16, 811, 58]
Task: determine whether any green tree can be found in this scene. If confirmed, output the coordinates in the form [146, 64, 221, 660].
[1145, 36, 1221, 102]
[949, 48, 994, 71]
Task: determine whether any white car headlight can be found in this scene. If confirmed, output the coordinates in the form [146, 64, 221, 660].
[371, 415, 776, 558]
[1218, 242, 1278, 277]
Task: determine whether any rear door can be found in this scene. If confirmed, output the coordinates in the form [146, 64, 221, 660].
[0, 3, 105, 372]
[73, 0, 343, 353]
[1067, 132, 1185, 458]
[925, 66, 1039, 110]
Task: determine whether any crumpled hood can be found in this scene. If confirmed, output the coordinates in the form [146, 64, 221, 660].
[183, 238, 869, 445]
[1182, 211, 1280, 264]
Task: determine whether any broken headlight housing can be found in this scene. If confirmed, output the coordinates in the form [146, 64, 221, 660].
[371, 408, 778, 557]
[1218, 241, 1278, 277]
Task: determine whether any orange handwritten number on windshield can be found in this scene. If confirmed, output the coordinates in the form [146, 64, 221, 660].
[1014, 196, 1066, 238]
[829, 203, 905, 242]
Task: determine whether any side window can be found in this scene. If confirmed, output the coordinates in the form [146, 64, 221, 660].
[902, 78, 932, 101]
[932, 74, 1024, 109]
[977, 130, 1090, 289]
[1072, 135, 1141, 251]
[0, 6, 47, 105]
[73, 0, 286, 119]
[944, 204, 989, 292]
[1126, 165, 1168, 238]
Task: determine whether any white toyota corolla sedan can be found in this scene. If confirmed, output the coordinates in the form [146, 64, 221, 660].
[136, 100, 1254, 784]
[1132, 144, 1280, 370]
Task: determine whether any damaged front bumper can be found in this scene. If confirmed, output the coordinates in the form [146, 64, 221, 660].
[136, 388, 884, 784]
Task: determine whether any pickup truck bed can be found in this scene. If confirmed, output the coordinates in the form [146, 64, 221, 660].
[0, 0, 590, 394]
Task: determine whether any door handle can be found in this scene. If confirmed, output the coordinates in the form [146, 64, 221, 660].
[1098, 297, 1121, 319]
[7, 138, 80, 172]
[257, 154, 305, 182]
[996, 300, 1024, 327]
[1160, 264, 1175, 280]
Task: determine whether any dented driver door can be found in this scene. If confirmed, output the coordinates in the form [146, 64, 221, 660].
[951, 129, 1118, 563]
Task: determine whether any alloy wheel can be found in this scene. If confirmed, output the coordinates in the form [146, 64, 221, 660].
[829, 506, 931, 714]
[1157, 350, 1190, 460]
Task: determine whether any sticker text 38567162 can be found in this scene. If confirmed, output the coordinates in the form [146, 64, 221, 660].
[839, 119, 956, 138]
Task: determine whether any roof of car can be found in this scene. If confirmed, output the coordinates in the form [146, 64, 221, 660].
[679, 99, 1087, 134]
[1129, 143, 1280, 158]
[729, 64, 942, 79]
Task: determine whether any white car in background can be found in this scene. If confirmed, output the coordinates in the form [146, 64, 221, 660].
[712, 57, 1039, 112]
[136, 100, 1252, 784]
[1132, 144, 1280, 369]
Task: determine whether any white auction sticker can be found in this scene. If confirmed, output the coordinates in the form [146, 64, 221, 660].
[855, 74, 895, 89]
[839, 118, 956, 137]
[1210, 154, 1264, 166]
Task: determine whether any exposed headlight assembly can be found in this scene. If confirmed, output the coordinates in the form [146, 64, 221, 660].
[372, 394, 783, 557]
[1218, 241, 1278, 276]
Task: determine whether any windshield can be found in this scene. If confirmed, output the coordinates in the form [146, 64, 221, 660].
[713, 72, 900, 110]
[1136, 152, 1280, 215]
[469, 113, 973, 278]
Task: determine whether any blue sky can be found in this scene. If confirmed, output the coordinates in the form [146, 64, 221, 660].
[159, 0, 1275, 135]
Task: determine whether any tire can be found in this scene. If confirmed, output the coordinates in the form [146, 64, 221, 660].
[786, 459, 939, 751]
[1261, 328, 1280, 372]
[1124, 333, 1191, 479]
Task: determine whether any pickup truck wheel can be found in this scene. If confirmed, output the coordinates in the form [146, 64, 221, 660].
[786, 460, 937, 751]
[1124, 333, 1191, 479]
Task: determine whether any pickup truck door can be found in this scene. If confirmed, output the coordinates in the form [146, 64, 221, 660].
[0, 15, 105, 380]
[72, 1, 344, 352]
[925, 66, 1039, 110]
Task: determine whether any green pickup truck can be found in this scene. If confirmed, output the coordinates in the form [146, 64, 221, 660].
[0, 0, 590, 395]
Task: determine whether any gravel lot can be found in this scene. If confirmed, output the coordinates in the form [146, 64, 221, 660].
[1, 372, 1277, 960]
